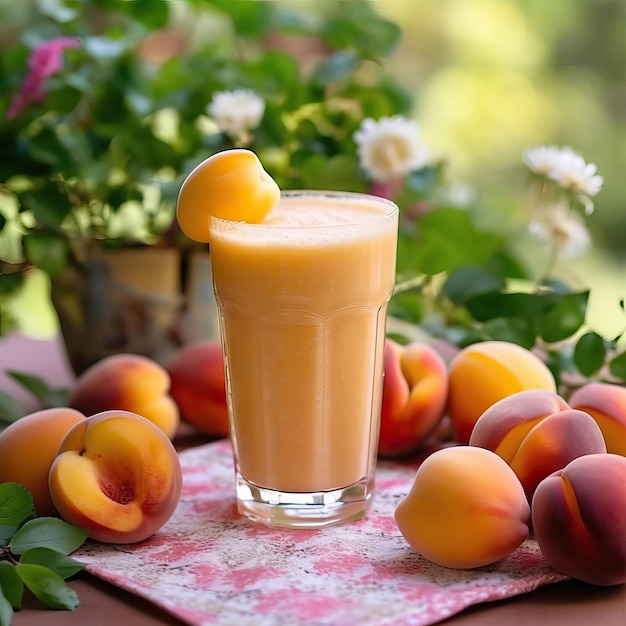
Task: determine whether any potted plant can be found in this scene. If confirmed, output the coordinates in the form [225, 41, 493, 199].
[0, 1, 199, 372]
[0, 0, 426, 373]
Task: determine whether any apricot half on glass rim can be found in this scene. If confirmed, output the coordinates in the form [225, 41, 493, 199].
[176, 149, 281, 243]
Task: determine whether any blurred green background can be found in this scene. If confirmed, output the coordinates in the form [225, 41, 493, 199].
[3, 0, 625, 339]
[287, 0, 626, 340]
[377, 0, 626, 340]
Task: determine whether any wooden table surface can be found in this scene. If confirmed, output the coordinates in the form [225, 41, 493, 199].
[2, 333, 625, 626]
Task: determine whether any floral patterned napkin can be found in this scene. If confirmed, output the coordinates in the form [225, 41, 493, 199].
[75, 439, 568, 626]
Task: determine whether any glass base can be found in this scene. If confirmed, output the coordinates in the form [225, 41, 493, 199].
[235, 471, 373, 529]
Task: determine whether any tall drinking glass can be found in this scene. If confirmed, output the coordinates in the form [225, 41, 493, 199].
[209, 191, 399, 528]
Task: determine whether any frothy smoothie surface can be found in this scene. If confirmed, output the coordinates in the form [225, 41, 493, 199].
[263, 195, 392, 225]
[210, 193, 397, 247]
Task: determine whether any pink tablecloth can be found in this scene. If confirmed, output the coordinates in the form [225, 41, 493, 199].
[73, 439, 567, 626]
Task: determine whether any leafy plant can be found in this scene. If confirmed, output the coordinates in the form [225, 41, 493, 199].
[386, 140, 626, 396]
[0, 0, 412, 296]
[0, 0, 625, 392]
[0, 482, 88, 625]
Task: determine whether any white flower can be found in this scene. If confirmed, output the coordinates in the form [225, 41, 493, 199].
[353, 115, 431, 182]
[207, 89, 265, 142]
[522, 145, 563, 176]
[528, 202, 591, 260]
[523, 145, 604, 199]
[548, 147, 603, 198]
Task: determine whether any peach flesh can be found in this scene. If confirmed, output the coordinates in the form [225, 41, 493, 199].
[49, 410, 182, 544]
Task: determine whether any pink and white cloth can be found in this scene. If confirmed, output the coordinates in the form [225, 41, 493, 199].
[75, 439, 568, 626]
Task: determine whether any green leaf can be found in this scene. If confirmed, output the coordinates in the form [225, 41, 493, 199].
[479, 317, 536, 349]
[485, 250, 530, 281]
[21, 130, 70, 171]
[541, 277, 576, 295]
[466, 291, 547, 323]
[608, 350, 626, 380]
[0, 483, 35, 526]
[539, 292, 588, 343]
[19, 548, 85, 581]
[42, 388, 71, 409]
[15, 563, 79, 610]
[312, 51, 360, 86]
[0, 273, 24, 295]
[18, 184, 71, 225]
[573, 332, 606, 377]
[297, 154, 365, 192]
[44, 83, 84, 116]
[5, 371, 52, 404]
[120, 0, 170, 29]
[23, 232, 69, 278]
[0, 392, 24, 428]
[544, 346, 577, 387]
[465, 290, 589, 345]
[0, 588, 14, 626]
[443, 266, 505, 305]
[9, 518, 88, 556]
[322, 3, 401, 58]
[209, 0, 272, 36]
[401, 208, 504, 275]
[0, 525, 19, 544]
[388, 289, 425, 324]
[247, 51, 300, 96]
[0, 561, 24, 609]
[0, 370, 70, 410]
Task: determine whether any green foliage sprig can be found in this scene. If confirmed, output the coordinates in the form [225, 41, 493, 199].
[389, 197, 626, 397]
[0, 370, 69, 431]
[0, 482, 88, 625]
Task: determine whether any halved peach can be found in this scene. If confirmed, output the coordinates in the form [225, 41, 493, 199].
[49, 410, 182, 544]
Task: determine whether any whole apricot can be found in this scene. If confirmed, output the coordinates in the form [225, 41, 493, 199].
[395, 446, 530, 569]
[469, 391, 607, 500]
[167, 340, 229, 437]
[447, 341, 557, 444]
[49, 410, 183, 544]
[532, 453, 626, 586]
[68, 353, 180, 439]
[469, 390, 570, 455]
[0, 407, 86, 516]
[569, 382, 626, 455]
[378, 339, 448, 457]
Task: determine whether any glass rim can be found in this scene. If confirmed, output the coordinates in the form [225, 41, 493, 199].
[281, 189, 398, 211]
[209, 190, 399, 231]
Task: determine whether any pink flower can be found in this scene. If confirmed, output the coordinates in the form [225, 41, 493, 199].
[7, 36, 81, 120]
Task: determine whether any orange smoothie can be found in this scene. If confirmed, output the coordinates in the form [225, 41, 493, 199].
[209, 192, 398, 496]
